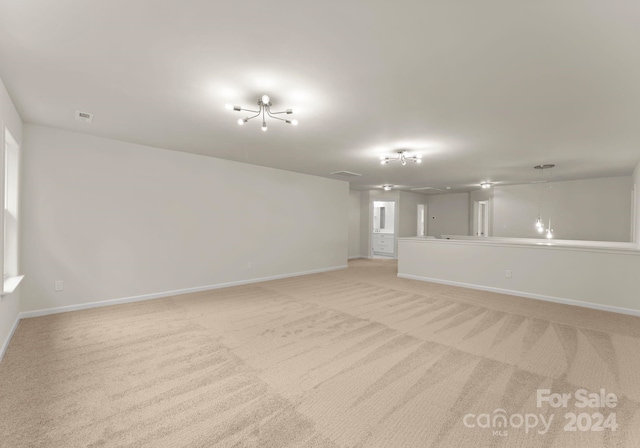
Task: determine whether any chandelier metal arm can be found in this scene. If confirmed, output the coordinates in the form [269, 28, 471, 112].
[245, 110, 262, 121]
[265, 108, 289, 122]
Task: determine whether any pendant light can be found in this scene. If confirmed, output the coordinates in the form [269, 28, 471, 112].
[534, 164, 555, 238]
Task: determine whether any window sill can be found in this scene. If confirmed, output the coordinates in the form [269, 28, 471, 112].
[3, 275, 24, 295]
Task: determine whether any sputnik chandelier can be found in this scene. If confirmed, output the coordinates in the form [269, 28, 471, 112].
[226, 95, 298, 131]
[380, 150, 422, 165]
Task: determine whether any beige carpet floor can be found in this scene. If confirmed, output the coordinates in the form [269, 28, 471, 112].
[1, 259, 640, 447]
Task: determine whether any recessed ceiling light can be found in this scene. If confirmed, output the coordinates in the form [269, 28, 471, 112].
[382, 185, 394, 191]
[480, 182, 491, 189]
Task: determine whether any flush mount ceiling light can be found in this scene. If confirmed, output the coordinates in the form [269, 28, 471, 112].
[480, 182, 492, 189]
[380, 150, 422, 166]
[225, 95, 298, 132]
[382, 185, 394, 191]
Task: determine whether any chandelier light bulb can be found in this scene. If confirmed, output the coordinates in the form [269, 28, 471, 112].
[261, 122, 268, 132]
[546, 229, 553, 239]
[290, 119, 298, 126]
[225, 103, 233, 110]
[238, 118, 247, 125]
[261, 95, 270, 105]
[415, 158, 422, 163]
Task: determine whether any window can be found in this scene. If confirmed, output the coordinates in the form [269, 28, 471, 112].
[2, 128, 22, 294]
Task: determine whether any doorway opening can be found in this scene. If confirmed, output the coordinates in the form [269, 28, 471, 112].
[372, 200, 395, 258]
[475, 200, 489, 237]
[417, 204, 427, 236]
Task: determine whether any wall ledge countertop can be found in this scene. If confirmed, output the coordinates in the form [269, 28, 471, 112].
[398, 235, 640, 256]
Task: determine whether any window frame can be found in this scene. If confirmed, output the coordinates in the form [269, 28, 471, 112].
[2, 127, 23, 295]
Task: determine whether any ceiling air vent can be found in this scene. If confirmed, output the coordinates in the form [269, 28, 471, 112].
[330, 171, 362, 177]
[410, 186, 450, 193]
[75, 111, 94, 123]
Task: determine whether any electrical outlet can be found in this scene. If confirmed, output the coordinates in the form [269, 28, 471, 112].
[505, 270, 512, 278]
[54, 280, 64, 291]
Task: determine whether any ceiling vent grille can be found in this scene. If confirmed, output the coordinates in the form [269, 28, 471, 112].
[330, 171, 362, 177]
[410, 186, 450, 193]
[75, 111, 94, 123]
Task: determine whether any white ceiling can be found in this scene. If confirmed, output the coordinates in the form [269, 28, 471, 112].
[1, 1, 639, 192]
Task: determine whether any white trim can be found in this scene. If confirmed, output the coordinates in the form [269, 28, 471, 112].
[348, 256, 367, 260]
[3, 274, 24, 295]
[397, 273, 640, 317]
[0, 313, 20, 363]
[19, 265, 348, 319]
[399, 236, 640, 256]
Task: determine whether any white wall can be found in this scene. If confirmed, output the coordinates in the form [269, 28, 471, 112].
[398, 191, 427, 237]
[0, 78, 23, 360]
[359, 190, 370, 257]
[20, 124, 348, 313]
[492, 177, 632, 242]
[634, 161, 640, 247]
[426, 192, 470, 237]
[398, 238, 640, 315]
[348, 190, 361, 258]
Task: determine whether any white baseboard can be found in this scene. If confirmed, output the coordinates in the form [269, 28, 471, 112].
[19, 265, 348, 320]
[0, 315, 20, 363]
[397, 273, 640, 317]
[348, 256, 367, 260]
